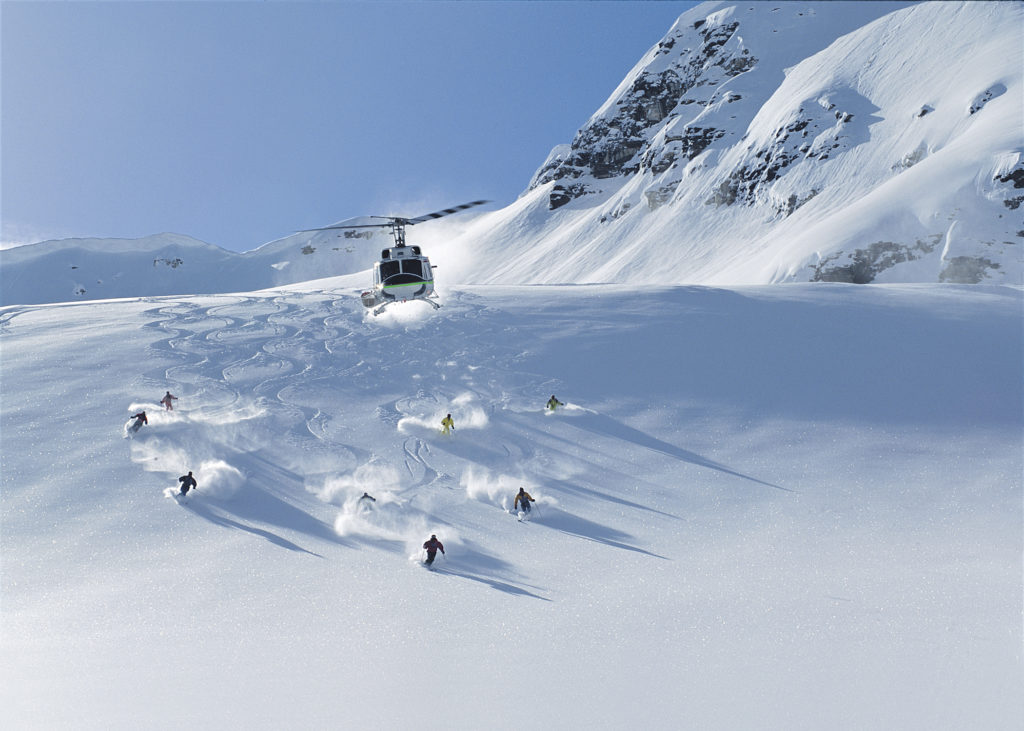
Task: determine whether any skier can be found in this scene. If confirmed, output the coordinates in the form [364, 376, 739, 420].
[546, 395, 565, 411]
[514, 487, 535, 514]
[357, 492, 376, 510]
[178, 471, 197, 496]
[128, 411, 148, 434]
[441, 413, 455, 435]
[160, 391, 178, 411]
[423, 534, 445, 566]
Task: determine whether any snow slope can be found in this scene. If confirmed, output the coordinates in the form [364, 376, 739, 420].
[2, 282, 1021, 729]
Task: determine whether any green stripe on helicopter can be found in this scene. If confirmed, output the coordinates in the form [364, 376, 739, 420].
[383, 280, 434, 290]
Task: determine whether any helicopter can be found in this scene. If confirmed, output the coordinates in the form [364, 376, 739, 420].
[302, 200, 489, 316]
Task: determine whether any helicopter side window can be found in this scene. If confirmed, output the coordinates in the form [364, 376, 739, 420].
[401, 260, 424, 278]
[379, 260, 401, 279]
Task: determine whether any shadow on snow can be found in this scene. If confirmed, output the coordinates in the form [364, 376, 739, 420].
[179, 496, 324, 557]
[530, 506, 668, 559]
[430, 541, 550, 601]
[565, 410, 793, 493]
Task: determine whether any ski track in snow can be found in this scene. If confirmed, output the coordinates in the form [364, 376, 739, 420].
[128, 289, 673, 597]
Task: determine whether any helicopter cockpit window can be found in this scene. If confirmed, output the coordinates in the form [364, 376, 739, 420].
[379, 260, 401, 279]
[401, 260, 424, 278]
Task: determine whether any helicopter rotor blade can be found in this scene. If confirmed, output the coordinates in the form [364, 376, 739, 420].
[298, 200, 489, 233]
[300, 222, 391, 232]
[405, 200, 490, 226]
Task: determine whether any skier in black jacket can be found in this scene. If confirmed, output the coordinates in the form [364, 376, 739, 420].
[178, 471, 197, 496]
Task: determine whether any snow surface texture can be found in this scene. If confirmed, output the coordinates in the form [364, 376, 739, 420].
[2, 282, 1021, 729]
[2, 1, 1021, 308]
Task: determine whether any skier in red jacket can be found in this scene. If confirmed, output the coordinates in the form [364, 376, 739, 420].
[423, 535, 445, 566]
[128, 411, 148, 434]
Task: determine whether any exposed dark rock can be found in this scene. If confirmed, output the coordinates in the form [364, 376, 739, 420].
[777, 188, 820, 217]
[721, 50, 756, 77]
[892, 145, 926, 171]
[939, 256, 1001, 283]
[679, 126, 726, 161]
[996, 166, 1024, 189]
[706, 178, 739, 207]
[645, 186, 675, 209]
[700, 21, 740, 57]
[707, 91, 877, 208]
[811, 237, 942, 283]
[642, 126, 726, 174]
[527, 15, 757, 206]
[549, 183, 597, 211]
[154, 257, 184, 268]
[969, 83, 1007, 115]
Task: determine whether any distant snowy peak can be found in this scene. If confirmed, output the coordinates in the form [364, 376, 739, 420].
[506, 0, 1023, 285]
[0, 229, 382, 306]
[0, 232, 216, 262]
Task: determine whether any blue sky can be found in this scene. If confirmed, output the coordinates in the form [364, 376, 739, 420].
[2, 1, 697, 252]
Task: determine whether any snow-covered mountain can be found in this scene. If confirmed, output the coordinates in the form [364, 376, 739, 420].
[1, 0, 1021, 307]
[446, 0, 1023, 286]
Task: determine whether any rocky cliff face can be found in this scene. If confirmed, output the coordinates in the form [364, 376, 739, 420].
[484, 1, 1023, 286]
[529, 13, 757, 208]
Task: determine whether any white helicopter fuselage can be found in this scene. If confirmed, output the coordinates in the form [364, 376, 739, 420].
[361, 245, 435, 311]
[308, 199, 486, 315]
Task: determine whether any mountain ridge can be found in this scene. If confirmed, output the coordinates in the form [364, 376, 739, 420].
[458, 0, 1022, 287]
[2, 0, 1020, 306]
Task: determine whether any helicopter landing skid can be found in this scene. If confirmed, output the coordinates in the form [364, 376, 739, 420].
[372, 298, 442, 316]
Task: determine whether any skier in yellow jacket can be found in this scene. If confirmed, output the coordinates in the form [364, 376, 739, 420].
[514, 487, 535, 514]
[441, 413, 455, 435]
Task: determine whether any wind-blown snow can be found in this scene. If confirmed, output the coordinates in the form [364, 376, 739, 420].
[2, 281, 1020, 729]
